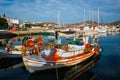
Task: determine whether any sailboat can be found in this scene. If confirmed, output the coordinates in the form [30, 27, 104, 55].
[96, 8, 107, 33]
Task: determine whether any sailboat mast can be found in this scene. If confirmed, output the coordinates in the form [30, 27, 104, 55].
[92, 12, 94, 26]
[57, 11, 61, 27]
[98, 8, 100, 26]
[84, 9, 86, 22]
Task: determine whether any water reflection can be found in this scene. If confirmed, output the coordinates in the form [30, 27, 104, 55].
[29, 55, 100, 80]
[98, 32, 107, 37]
[1, 31, 120, 80]
[107, 31, 120, 35]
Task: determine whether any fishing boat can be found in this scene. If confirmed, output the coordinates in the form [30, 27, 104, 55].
[0, 35, 31, 58]
[29, 54, 100, 80]
[21, 37, 100, 73]
[0, 45, 22, 58]
[0, 45, 23, 70]
[0, 37, 29, 70]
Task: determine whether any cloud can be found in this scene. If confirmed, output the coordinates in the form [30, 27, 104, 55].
[0, 0, 120, 23]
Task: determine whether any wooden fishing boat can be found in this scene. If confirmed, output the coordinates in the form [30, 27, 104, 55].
[29, 54, 100, 80]
[22, 38, 100, 73]
[0, 45, 22, 58]
[0, 45, 23, 70]
[0, 54, 22, 70]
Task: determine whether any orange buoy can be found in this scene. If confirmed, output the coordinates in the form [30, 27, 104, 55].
[95, 51, 99, 55]
[86, 43, 91, 48]
[36, 38, 44, 46]
[26, 40, 35, 48]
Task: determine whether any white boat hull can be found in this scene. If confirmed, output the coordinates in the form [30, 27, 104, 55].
[23, 50, 95, 73]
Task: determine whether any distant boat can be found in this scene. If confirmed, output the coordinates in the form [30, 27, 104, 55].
[96, 8, 107, 33]
[59, 30, 76, 37]
[21, 37, 100, 73]
[96, 27, 107, 33]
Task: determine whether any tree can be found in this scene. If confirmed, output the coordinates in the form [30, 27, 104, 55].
[25, 23, 32, 28]
[0, 17, 8, 29]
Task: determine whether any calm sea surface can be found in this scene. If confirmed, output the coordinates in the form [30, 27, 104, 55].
[0, 33, 120, 80]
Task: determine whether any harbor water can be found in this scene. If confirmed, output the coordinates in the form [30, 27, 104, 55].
[0, 33, 120, 80]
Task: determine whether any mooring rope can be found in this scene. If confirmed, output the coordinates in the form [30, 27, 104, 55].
[55, 63, 59, 80]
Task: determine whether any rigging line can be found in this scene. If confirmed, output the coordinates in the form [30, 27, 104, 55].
[55, 63, 59, 80]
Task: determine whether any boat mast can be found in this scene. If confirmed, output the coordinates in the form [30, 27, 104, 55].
[84, 9, 86, 24]
[92, 12, 94, 26]
[57, 11, 61, 27]
[98, 8, 100, 27]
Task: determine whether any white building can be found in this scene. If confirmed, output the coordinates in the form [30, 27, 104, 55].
[7, 18, 19, 25]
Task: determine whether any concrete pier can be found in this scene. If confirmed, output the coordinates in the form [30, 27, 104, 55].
[13, 28, 47, 36]
[10, 28, 98, 36]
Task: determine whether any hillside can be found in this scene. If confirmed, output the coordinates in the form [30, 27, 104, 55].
[77, 20, 120, 25]
[109, 20, 120, 25]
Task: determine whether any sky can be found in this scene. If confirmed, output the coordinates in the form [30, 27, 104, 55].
[0, 0, 120, 24]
